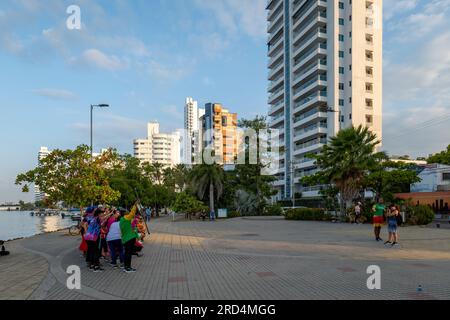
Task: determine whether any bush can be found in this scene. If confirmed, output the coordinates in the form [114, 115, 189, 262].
[285, 208, 332, 221]
[263, 204, 284, 216]
[406, 205, 435, 225]
[228, 210, 241, 218]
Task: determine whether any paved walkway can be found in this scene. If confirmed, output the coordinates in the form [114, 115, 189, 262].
[1, 216, 450, 300]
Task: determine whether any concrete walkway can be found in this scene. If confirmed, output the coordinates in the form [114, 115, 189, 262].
[1, 216, 450, 300]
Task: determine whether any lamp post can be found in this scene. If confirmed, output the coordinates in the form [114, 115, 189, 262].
[327, 106, 341, 132]
[90, 104, 110, 159]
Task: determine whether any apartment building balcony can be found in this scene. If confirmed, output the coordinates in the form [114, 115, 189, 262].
[293, 90, 327, 114]
[268, 33, 284, 57]
[293, 157, 316, 170]
[273, 178, 286, 187]
[268, 86, 284, 104]
[292, 75, 327, 103]
[268, 46, 284, 67]
[268, 73, 284, 93]
[293, 107, 328, 129]
[268, 8, 284, 34]
[268, 99, 284, 116]
[293, 11, 327, 48]
[292, 0, 327, 27]
[292, 28, 327, 62]
[269, 112, 285, 127]
[293, 42, 327, 74]
[293, 123, 328, 143]
[292, 59, 327, 87]
[268, 60, 284, 81]
[268, 22, 284, 46]
[267, 0, 283, 22]
[293, 139, 326, 156]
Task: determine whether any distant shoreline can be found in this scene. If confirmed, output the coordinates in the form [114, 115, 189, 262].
[3, 227, 70, 243]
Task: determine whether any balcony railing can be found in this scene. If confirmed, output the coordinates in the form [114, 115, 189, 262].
[294, 90, 327, 109]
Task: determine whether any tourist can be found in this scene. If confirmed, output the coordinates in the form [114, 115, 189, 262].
[210, 210, 215, 221]
[0, 241, 9, 257]
[84, 208, 104, 272]
[106, 211, 124, 268]
[385, 205, 400, 247]
[120, 206, 139, 273]
[372, 199, 386, 241]
[145, 207, 151, 223]
[354, 202, 362, 224]
[78, 219, 88, 257]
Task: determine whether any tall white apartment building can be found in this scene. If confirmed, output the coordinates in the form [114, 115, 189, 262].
[184, 97, 205, 164]
[267, 0, 382, 199]
[134, 122, 181, 167]
[35, 146, 51, 203]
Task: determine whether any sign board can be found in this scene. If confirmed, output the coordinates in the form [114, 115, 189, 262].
[218, 209, 228, 218]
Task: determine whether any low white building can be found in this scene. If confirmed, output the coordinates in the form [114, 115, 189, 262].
[134, 122, 181, 167]
[411, 164, 450, 193]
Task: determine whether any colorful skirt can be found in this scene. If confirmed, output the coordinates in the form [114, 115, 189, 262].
[79, 235, 88, 252]
[373, 216, 384, 227]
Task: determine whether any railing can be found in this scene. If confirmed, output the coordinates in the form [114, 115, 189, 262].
[294, 138, 327, 151]
[294, 90, 327, 109]
[269, 86, 284, 100]
[293, 75, 327, 96]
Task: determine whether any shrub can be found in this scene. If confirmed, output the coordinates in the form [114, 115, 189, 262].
[285, 208, 332, 221]
[228, 210, 241, 218]
[406, 205, 435, 226]
[263, 204, 284, 216]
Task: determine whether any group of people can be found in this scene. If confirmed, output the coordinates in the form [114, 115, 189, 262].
[78, 204, 148, 273]
[372, 200, 402, 247]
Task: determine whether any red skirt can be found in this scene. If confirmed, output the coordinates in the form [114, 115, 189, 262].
[373, 216, 384, 227]
[79, 235, 88, 252]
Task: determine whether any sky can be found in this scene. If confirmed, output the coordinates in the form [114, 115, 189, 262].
[1, 0, 450, 203]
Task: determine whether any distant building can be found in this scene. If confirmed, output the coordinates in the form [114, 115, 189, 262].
[35, 147, 51, 203]
[201, 103, 239, 164]
[134, 122, 181, 167]
[411, 164, 450, 193]
[184, 97, 205, 164]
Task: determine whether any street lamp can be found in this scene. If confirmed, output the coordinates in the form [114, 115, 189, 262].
[90, 104, 110, 159]
[327, 106, 342, 132]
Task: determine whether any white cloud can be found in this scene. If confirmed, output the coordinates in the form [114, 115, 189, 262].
[161, 105, 183, 120]
[384, 0, 419, 20]
[72, 49, 129, 71]
[195, 0, 266, 39]
[32, 88, 78, 100]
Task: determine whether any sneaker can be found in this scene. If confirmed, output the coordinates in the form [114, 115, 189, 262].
[124, 268, 136, 273]
[384, 241, 392, 245]
[88, 265, 94, 271]
[109, 262, 118, 268]
[93, 267, 104, 273]
[391, 242, 400, 247]
[119, 263, 125, 269]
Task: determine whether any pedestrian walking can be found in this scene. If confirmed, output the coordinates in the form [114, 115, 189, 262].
[355, 202, 362, 224]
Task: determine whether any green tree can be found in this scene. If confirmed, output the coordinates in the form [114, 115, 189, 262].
[302, 126, 386, 217]
[189, 164, 224, 215]
[16, 145, 120, 208]
[172, 192, 208, 217]
[364, 161, 421, 202]
[427, 144, 450, 165]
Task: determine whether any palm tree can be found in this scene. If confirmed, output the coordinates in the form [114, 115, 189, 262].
[304, 125, 386, 217]
[189, 164, 224, 216]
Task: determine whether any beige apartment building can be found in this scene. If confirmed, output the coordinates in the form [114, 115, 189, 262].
[267, 0, 383, 199]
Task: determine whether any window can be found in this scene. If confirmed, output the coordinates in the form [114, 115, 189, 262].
[339, 18, 344, 26]
[349, 31, 352, 38]
[339, 83, 344, 90]
[349, 48, 352, 54]
[339, 67, 345, 74]
[341, 115, 345, 123]
[443, 173, 450, 181]
[366, 83, 373, 92]
[349, 64, 352, 71]
[349, 113, 352, 120]
[339, 34, 345, 42]
[339, 2, 344, 9]
[366, 115, 373, 125]
[339, 99, 344, 107]
[366, 99, 373, 108]
[349, 97, 352, 103]
[339, 51, 344, 58]
[349, 15, 352, 21]
[349, 81, 352, 87]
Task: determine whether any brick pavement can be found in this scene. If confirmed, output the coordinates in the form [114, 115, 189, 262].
[2, 216, 450, 300]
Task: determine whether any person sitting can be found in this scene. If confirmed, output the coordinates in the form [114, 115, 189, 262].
[0, 241, 10, 256]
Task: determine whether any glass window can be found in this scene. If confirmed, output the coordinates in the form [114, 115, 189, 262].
[339, 83, 344, 90]
[339, 51, 344, 58]
[339, 2, 344, 9]
[339, 34, 344, 42]
[339, 67, 345, 74]
[339, 99, 344, 106]
[339, 18, 344, 26]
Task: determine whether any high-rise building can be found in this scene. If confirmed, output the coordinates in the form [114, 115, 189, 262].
[201, 103, 239, 164]
[184, 97, 205, 164]
[134, 122, 181, 167]
[35, 147, 50, 203]
[267, 0, 383, 199]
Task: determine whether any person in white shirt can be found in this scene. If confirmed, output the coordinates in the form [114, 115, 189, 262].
[106, 213, 124, 268]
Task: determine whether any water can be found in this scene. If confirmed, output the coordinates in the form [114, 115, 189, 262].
[0, 211, 74, 241]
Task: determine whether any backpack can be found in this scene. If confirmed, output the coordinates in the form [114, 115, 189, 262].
[396, 214, 403, 226]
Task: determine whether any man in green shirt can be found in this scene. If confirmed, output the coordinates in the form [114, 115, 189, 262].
[372, 199, 386, 241]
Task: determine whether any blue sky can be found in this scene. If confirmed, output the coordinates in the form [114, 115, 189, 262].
[1, 0, 450, 202]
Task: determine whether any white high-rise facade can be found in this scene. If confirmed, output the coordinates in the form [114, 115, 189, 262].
[267, 0, 383, 199]
[134, 122, 181, 167]
[184, 97, 205, 164]
[35, 147, 50, 203]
